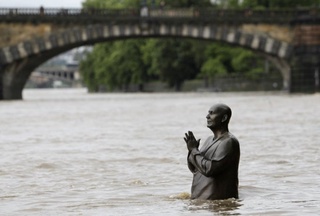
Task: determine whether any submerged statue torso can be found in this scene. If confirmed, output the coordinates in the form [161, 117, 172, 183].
[188, 133, 240, 200]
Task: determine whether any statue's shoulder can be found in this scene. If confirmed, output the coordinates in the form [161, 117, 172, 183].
[227, 132, 239, 141]
[226, 133, 240, 149]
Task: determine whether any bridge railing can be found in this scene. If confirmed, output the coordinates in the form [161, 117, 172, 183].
[0, 8, 141, 16]
[0, 7, 319, 23]
[197, 8, 319, 22]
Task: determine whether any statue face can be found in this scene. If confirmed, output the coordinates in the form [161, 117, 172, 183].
[206, 105, 222, 129]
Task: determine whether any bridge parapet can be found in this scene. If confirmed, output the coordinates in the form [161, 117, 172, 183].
[2, 8, 318, 49]
[1, 8, 317, 49]
[36, 67, 79, 81]
[0, 8, 319, 24]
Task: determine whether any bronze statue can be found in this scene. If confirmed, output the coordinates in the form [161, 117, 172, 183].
[184, 103, 240, 200]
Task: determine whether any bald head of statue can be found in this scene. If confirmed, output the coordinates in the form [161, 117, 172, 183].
[206, 103, 232, 131]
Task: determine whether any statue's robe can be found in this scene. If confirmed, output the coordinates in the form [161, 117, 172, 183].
[188, 132, 240, 200]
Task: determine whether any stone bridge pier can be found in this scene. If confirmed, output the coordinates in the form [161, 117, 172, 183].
[290, 23, 320, 92]
[0, 44, 76, 99]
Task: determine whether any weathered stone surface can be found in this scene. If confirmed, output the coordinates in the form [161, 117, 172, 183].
[241, 24, 294, 43]
[294, 25, 320, 45]
[0, 23, 52, 47]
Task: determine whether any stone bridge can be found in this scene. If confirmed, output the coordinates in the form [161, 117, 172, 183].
[0, 7, 319, 100]
[36, 67, 80, 82]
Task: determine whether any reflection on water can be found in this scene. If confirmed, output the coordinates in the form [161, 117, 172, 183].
[188, 198, 242, 215]
[170, 192, 191, 199]
[169, 190, 243, 215]
[0, 89, 320, 215]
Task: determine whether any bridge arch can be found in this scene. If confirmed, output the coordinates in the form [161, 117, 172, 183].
[0, 23, 293, 100]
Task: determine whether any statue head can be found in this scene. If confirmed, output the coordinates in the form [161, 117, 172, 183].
[206, 103, 232, 130]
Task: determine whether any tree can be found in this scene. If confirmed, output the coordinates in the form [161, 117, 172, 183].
[200, 42, 265, 83]
[80, 0, 150, 92]
[80, 0, 213, 92]
[142, 39, 199, 91]
[79, 49, 99, 92]
[227, 0, 320, 9]
[80, 0, 274, 92]
[82, 0, 140, 9]
[164, 0, 212, 8]
[80, 40, 148, 91]
[109, 40, 147, 91]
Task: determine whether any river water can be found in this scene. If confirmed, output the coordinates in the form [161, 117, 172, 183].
[0, 88, 319, 216]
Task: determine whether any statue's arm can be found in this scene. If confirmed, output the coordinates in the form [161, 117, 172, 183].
[187, 151, 197, 173]
[188, 139, 237, 177]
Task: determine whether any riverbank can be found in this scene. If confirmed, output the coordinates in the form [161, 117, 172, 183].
[97, 76, 283, 93]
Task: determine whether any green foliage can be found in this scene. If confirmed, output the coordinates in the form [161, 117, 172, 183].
[81, 0, 212, 9]
[201, 57, 228, 77]
[80, 40, 148, 91]
[82, 0, 140, 9]
[200, 43, 264, 80]
[79, 49, 99, 92]
[265, 0, 320, 8]
[142, 39, 199, 90]
[79, 0, 273, 92]
[201, 43, 232, 77]
[221, 0, 320, 9]
[164, 0, 212, 8]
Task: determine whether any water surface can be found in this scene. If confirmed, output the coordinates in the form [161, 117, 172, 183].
[1, 89, 319, 215]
